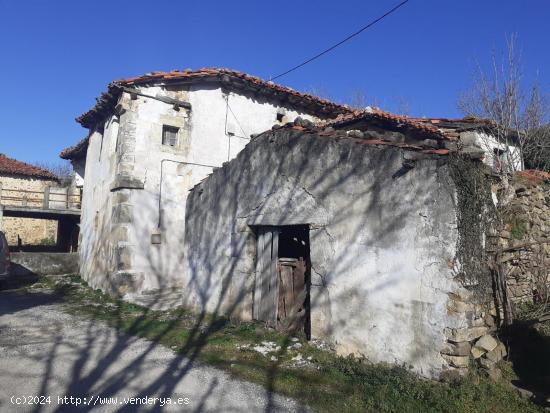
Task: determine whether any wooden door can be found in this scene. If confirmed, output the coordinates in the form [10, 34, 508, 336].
[253, 227, 279, 327]
[277, 257, 306, 333]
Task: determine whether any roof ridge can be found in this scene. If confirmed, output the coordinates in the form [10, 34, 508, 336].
[319, 107, 448, 139]
[76, 67, 352, 129]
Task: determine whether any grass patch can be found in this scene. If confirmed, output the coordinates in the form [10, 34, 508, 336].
[509, 217, 528, 240]
[25, 275, 544, 413]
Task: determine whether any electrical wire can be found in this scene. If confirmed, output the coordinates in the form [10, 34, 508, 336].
[227, 102, 249, 139]
[270, 0, 410, 81]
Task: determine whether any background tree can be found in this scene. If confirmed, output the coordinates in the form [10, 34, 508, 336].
[33, 160, 74, 186]
[458, 34, 550, 172]
[348, 89, 411, 115]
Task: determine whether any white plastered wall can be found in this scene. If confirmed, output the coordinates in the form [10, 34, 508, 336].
[474, 131, 523, 171]
[78, 118, 120, 290]
[78, 82, 322, 295]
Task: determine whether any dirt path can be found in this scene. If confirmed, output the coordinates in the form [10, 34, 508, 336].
[0, 282, 307, 412]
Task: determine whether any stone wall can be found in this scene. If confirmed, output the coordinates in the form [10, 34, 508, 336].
[440, 288, 507, 381]
[0, 175, 58, 245]
[2, 217, 57, 245]
[495, 175, 550, 305]
[183, 126, 488, 379]
[10, 252, 79, 275]
[442, 172, 550, 382]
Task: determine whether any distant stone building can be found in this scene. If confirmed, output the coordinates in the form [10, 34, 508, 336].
[0, 154, 58, 245]
[60, 68, 350, 298]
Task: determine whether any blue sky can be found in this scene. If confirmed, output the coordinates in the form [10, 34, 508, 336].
[1, 0, 549, 164]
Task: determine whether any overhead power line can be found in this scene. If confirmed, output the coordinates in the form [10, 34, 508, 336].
[270, 0, 410, 82]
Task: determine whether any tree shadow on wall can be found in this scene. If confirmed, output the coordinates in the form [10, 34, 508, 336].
[0, 127, 459, 413]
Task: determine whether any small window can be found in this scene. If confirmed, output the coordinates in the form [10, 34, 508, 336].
[162, 125, 179, 147]
[276, 109, 286, 123]
[493, 148, 508, 172]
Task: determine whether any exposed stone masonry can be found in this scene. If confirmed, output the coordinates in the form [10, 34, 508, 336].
[0, 175, 59, 245]
[441, 172, 550, 381]
[495, 176, 550, 305]
[441, 286, 506, 381]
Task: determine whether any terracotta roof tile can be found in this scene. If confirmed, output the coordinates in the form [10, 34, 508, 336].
[76, 68, 352, 129]
[322, 110, 508, 142]
[0, 154, 57, 180]
[321, 108, 448, 140]
[281, 121, 452, 155]
[189, 125, 459, 193]
[516, 169, 550, 183]
[60, 137, 89, 160]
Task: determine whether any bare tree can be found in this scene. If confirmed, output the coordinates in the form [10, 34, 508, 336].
[523, 88, 550, 171]
[459, 36, 550, 327]
[347, 89, 411, 115]
[305, 85, 333, 101]
[348, 89, 370, 110]
[458, 34, 550, 173]
[33, 160, 74, 186]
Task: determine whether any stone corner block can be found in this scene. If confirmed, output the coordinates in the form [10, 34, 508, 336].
[444, 326, 488, 343]
[441, 341, 471, 357]
[112, 270, 144, 296]
[474, 334, 498, 352]
[110, 175, 145, 192]
[441, 354, 470, 368]
[471, 346, 486, 359]
[112, 204, 133, 224]
[447, 298, 475, 314]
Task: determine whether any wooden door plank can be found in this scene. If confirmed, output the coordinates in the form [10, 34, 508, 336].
[259, 229, 271, 323]
[253, 229, 267, 320]
[265, 230, 279, 327]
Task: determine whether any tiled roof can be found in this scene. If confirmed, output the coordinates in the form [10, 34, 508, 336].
[517, 169, 550, 183]
[286, 120, 451, 154]
[60, 137, 89, 160]
[62, 107, 461, 161]
[410, 116, 494, 128]
[0, 154, 57, 180]
[189, 120, 463, 193]
[321, 108, 449, 140]
[322, 109, 502, 142]
[76, 68, 352, 128]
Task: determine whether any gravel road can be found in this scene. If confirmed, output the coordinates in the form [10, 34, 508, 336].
[0, 280, 308, 413]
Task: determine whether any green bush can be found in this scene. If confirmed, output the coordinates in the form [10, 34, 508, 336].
[510, 218, 527, 240]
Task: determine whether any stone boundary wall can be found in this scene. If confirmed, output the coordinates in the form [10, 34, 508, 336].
[496, 178, 550, 305]
[10, 252, 79, 275]
[441, 174, 550, 382]
[2, 216, 57, 245]
[440, 287, 506, 381]
[0, 175, 60, 245]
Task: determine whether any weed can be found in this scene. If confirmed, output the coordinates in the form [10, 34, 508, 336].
[510, 218, 528, 240]
[37, 236, 56, 246]
[27, 275, 544, 413]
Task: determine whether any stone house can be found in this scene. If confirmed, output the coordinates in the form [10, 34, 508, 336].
[60, 68, 350, 299]
[62, 68, 525, 380]
[183, 110, 509, 380]
[0, 154, 59, 245]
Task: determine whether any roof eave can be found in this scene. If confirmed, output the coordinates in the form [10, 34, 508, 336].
[75, 70, 351, 129]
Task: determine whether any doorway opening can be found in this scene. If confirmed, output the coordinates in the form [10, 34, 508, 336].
[253, 225, 310, 338]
